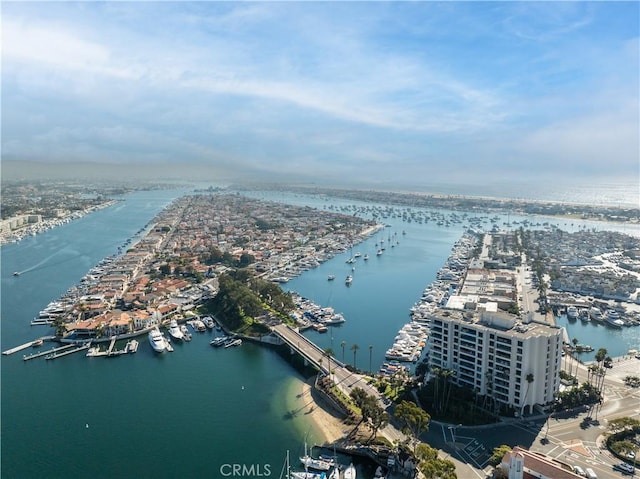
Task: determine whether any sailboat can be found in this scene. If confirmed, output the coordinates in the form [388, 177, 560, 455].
[300, 443, 333, 471]
[283, 451, 326, 479]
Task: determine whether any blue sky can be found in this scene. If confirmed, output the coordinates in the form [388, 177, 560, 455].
[2, 2, 638, 187]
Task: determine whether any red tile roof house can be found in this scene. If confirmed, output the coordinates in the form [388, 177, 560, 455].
[500, 446, 584, 479]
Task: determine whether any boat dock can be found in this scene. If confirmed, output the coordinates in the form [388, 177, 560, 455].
[86, 339, 139, 357]
[45, 343, 91, 360]
[30, 319, 54, 326]
[23, 344, 76, 361]
[106, 336, 117, 354]
[3, 339, 47, 356]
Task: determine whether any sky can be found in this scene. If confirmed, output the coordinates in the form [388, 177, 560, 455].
[2, 1, 639, 189]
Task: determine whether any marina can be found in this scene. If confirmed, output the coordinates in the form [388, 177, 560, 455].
[2, 186, 639, 479]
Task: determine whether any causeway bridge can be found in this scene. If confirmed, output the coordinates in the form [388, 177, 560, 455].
[270, 323, 340, 374]
[270, 323, 383, 405]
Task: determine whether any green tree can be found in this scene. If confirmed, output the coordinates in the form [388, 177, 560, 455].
[394, 400, 430, 453]
[416, 443, 457, 479]
[341, 340, 347, 363]
[488, 445, 512, 467]
[368, 404, 389, 442]
[369, 345, 373, 374]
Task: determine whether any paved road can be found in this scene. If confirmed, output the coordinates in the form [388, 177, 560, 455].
[418, 358, 640, 479]
[274, 324, 640, 478]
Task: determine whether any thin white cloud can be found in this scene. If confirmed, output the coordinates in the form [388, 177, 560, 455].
[2, 2, 638, 183]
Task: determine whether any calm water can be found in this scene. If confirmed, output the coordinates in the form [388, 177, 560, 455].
[554, 314, 640, 362]
[2, 185, 637, 478]
[1, 189, 319, 479]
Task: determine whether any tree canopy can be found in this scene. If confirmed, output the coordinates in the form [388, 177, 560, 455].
[416, 443, 457, 479]
[394, 400, 430, 450]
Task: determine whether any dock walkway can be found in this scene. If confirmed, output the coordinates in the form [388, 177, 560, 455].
[23, 344, 76, 361]
[45, 343, 90, 360]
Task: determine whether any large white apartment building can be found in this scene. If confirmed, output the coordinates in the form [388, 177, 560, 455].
[428, 307, 563, 415]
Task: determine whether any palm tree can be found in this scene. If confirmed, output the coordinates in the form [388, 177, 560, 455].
[521, 373, 534, 417]
[351, 343, 360, 369]
[571, 338, 579, 377]
[324, 348, 335, 384]
[369, 345, 373, 374]
[595, 347, 608, 365]
[431, 367, 441, 410]
[442, 369, 456, 415]
[341, 340, 346, 363]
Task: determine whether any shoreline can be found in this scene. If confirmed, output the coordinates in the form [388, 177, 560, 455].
[291, 376, 352, 446]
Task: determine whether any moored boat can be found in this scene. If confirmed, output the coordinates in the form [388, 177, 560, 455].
[202, 316, 215, 329]
[148, 327, 166, 353]
[168, 320, 184, 341]
[210, 336, 229, 347]
[300, 444, 333, 471]
[224, 338, 242, 348]
[605, 310, 624, 328]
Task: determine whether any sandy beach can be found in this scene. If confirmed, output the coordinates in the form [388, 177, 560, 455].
[291, 376, 352, 445]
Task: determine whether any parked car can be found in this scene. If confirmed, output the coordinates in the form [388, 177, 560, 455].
[573, 465, 585, 476]
[584, 467, 597, 479]
[613, 463, 635, 475]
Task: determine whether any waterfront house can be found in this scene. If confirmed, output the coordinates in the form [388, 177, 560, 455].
[132, 309, 157, 330]
[103, 311, 134, 337]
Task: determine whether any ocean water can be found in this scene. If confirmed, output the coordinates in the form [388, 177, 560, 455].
[0, 189, 319, 479]
[1, 184, 637, 478]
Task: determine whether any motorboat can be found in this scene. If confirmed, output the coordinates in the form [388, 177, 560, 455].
[327, 275, 335, 281]
[224, 338, 242, 348]
[605, 310, 624, 328]
[180, 324, 192, 341]
[589, 307, 604, 321]
[566, 306, 578, 319]
[210, 336, 229, 347]
[345, 275, 353, 285]
[202, 316, 215, 329]
[168, 320, 184, 341]
[148, 327, 166, 353]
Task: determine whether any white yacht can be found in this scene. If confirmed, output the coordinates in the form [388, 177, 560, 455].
[345, 275, 353, 285]
[202, 316, 215, 329]
[566, 306, 578, 319]
[148, 328, 166, 353]
[168, 320, 184, 341]
[589, 307, 604, 321]
[605, 310, 624, 328]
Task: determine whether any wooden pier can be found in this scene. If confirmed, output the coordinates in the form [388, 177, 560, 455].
[45, 343, 90, 360]
[106, 336, 117, 355]
[23, 344, 76, 361]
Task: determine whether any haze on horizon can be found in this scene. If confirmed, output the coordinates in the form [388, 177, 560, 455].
[2, 2, 639, 191]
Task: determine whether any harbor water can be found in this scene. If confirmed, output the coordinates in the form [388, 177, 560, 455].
[2, 186, 638, 478]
